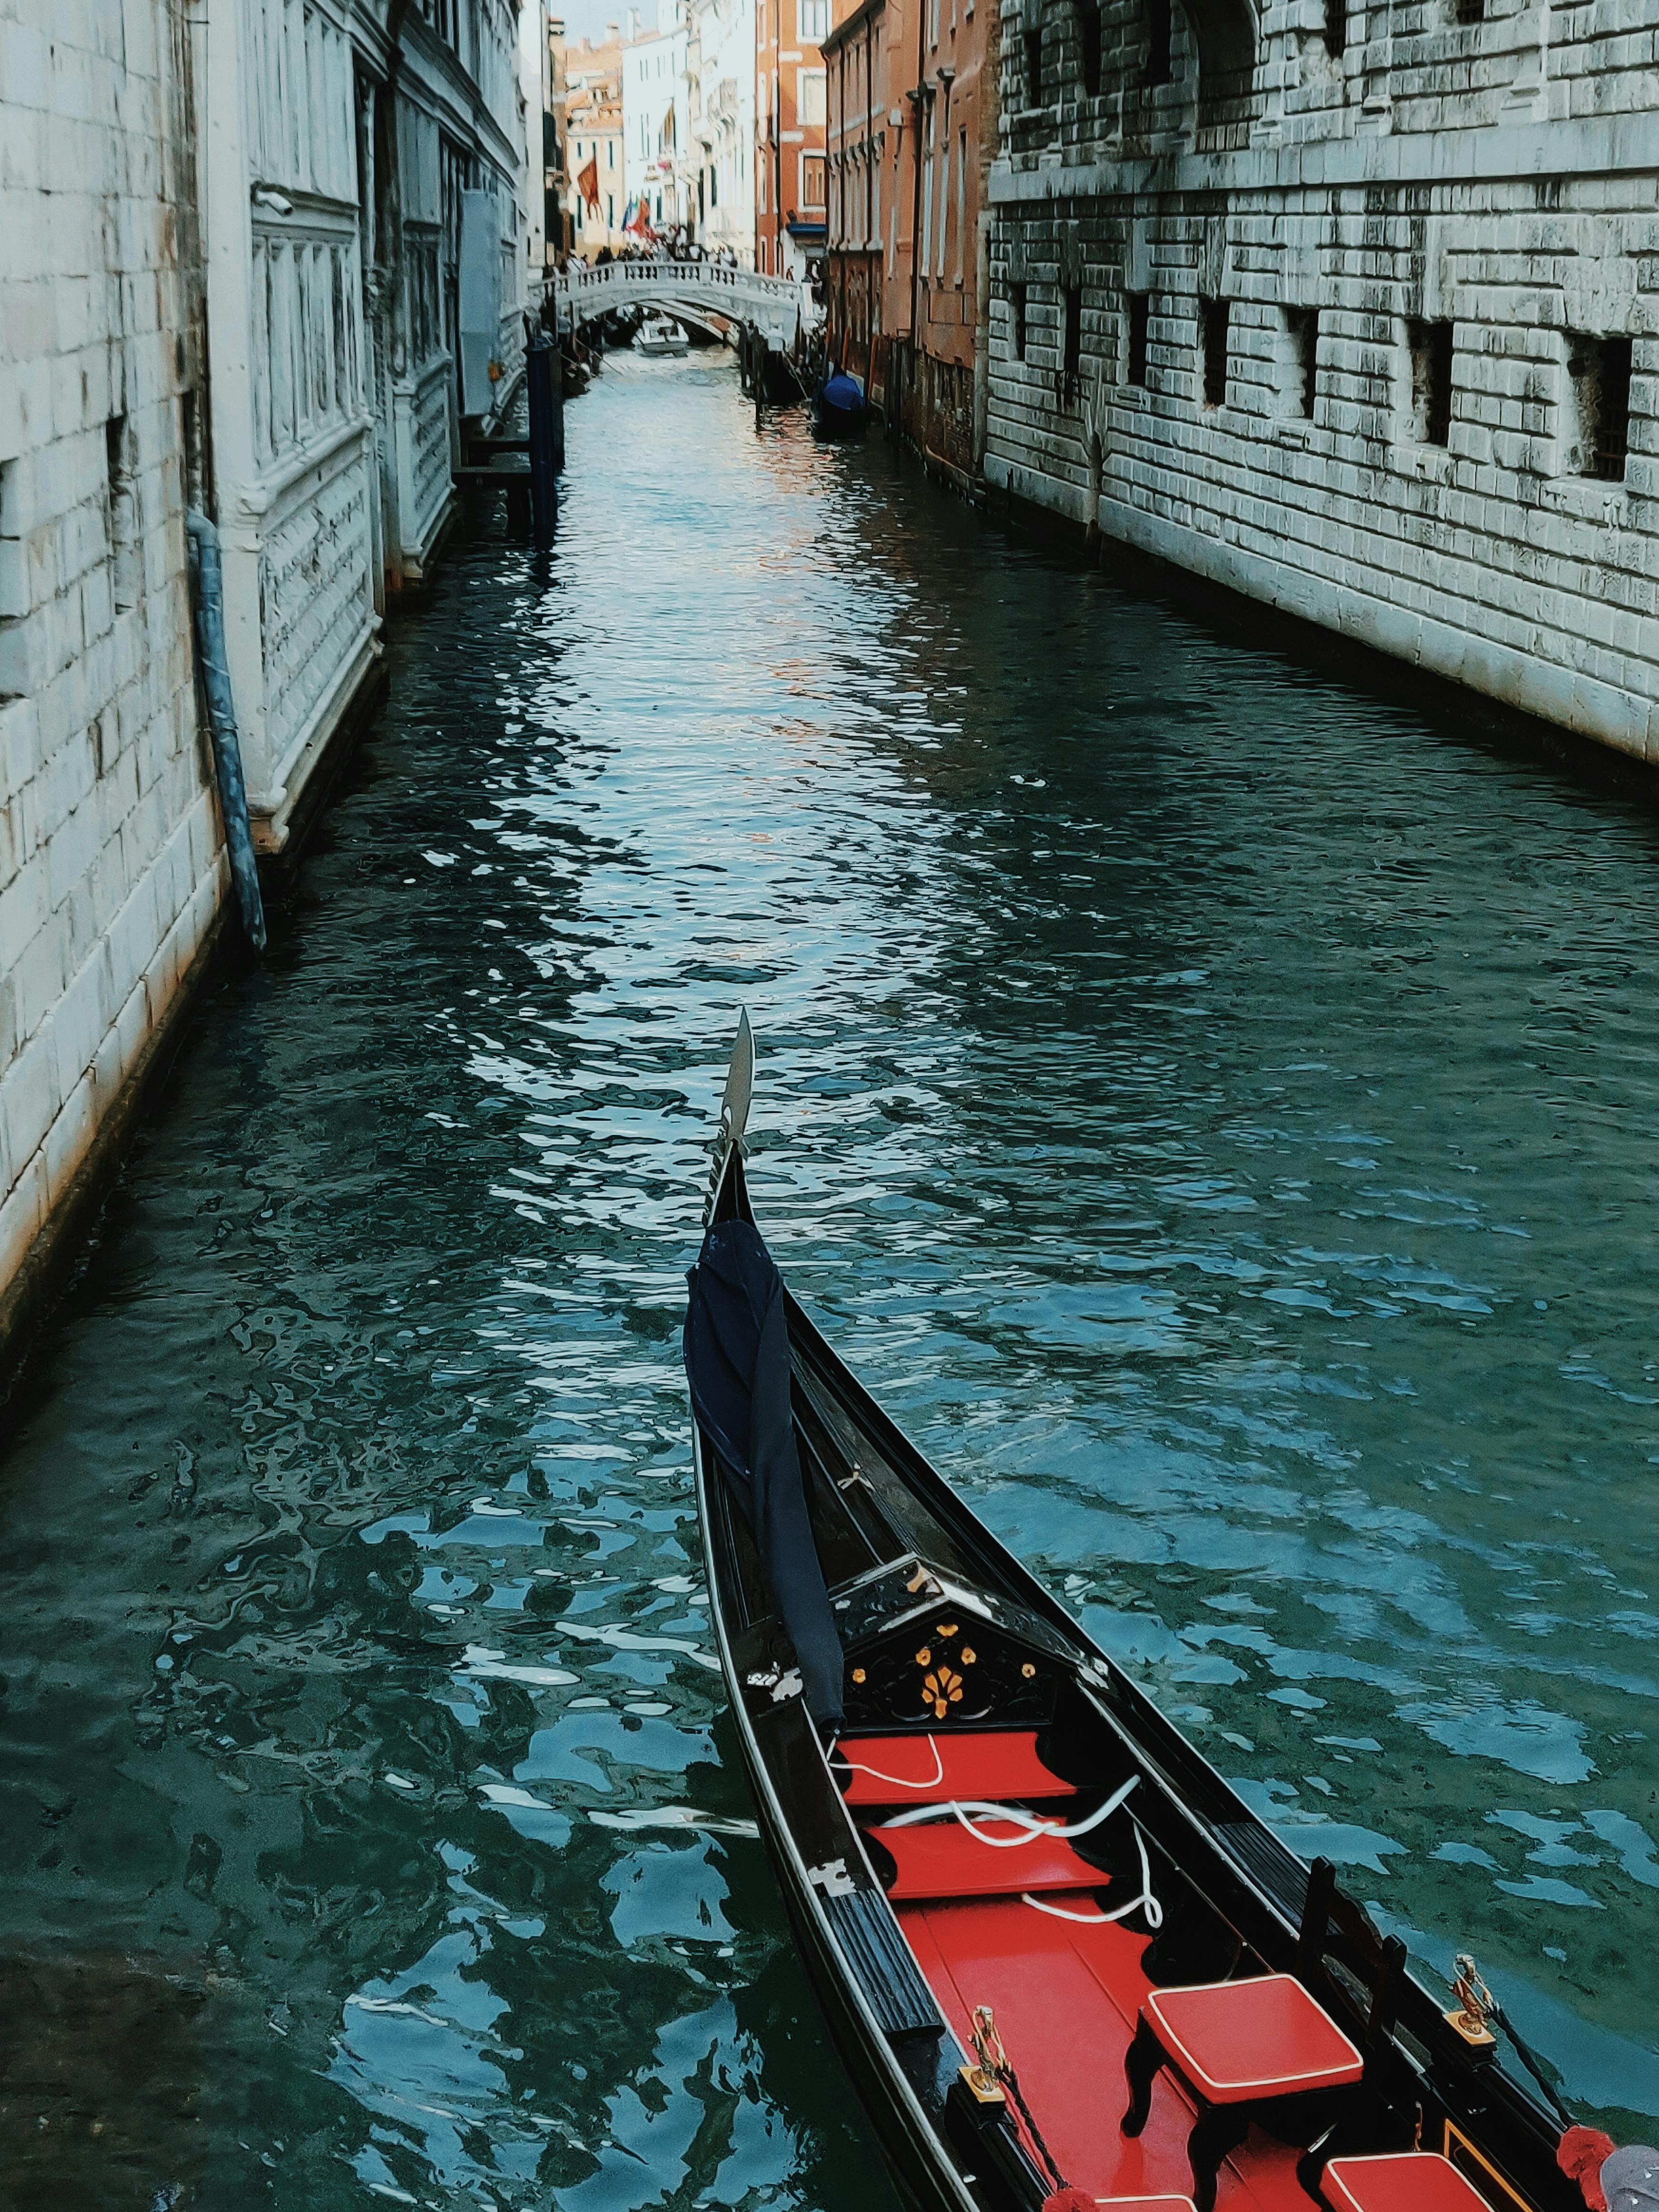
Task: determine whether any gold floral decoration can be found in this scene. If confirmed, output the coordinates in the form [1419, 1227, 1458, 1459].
[921, 1666, 964, 1720]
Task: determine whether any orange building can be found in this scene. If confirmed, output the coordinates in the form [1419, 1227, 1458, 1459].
[757, 0, 838, 276]
[822, 0, 997, 477]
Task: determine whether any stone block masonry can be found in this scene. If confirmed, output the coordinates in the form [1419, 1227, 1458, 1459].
[0, 0, 224, 1353]
[985, 0, 1659, 761]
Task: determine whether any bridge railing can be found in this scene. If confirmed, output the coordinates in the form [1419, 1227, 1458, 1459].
[550, 258, 818, 341]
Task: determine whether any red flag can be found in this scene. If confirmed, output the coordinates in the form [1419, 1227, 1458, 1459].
[577, 155, 600, 212]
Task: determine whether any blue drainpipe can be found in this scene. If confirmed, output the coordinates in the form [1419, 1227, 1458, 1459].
[185, 511, 267, 953]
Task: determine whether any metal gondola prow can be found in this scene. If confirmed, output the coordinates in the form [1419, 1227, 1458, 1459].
[705, 1009, 755, 1222]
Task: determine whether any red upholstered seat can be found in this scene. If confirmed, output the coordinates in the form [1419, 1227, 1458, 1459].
[835, 1731, 1076, 1807]
[879, 1816, 1104, 1900]
[1142, 1976, 1363, 2104]
[1096, 2198, 1199, 2208]
[1323, 2154, 1492, 2212]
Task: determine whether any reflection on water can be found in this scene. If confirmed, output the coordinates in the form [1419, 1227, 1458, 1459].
[2, 349, 1658, 2207]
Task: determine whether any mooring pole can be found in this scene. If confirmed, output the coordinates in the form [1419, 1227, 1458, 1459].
[526, 328, 560, 549]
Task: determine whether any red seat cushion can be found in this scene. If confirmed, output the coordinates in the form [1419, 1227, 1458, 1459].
[1096, 2198, 1199, 2208]
[836, 1730, 1076, 1808]
[879, 1816, 1105, 1900]
[1143, 1975, 1363, 2104]
[1323, 2154, 1492, 2212]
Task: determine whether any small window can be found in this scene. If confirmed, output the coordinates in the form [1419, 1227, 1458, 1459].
[798, 0, 829, 37]
[1407, 317, 1454, 445]
[1455, 0, 1482, 22]
[1024, 23, 1044, 103]
[1324, 0, 1346, 51]
[106, 413, 139, 613]
[1145, 0, 1172, 84]
[0, 458, 24, 703]
[1125, 290, 1150, 385]
[1564, 333, 1632, 481]
[1011, 279, 1028, 361]
[1285, 305, 1318, 419]
[799, 67, 827, 124]
[801, 153, 826, 207]
[1063, 283, 1083, 383]
[1078, 0, 1102, 93]
[1200, 297, 1229, 408]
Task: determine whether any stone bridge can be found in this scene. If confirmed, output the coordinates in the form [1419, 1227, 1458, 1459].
[551, 258, 817, 349]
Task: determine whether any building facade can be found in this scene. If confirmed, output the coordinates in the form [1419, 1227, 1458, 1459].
[562, 34, 631, 255]
[985, 0, 1659, 758]
[687, 0, 759, 263]
[757, 0, 835, 274]
[823, 0, 998, 472]
[0, 0, 532, 1365]
[625, 12, 690, 228]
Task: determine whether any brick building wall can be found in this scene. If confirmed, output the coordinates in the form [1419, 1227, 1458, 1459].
[0, 0, 223, 1328]
[825, 0, 998, 474]
[986, 0, 1659, 757]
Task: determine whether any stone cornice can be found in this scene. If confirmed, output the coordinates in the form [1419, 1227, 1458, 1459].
[989, 110, 1659, 204]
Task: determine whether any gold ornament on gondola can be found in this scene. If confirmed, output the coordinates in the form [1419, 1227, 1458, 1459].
[922, 1664, 964, 1719]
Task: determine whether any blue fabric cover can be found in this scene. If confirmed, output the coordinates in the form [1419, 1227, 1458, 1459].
[820, 372, 864, 413]
[685, 1218, 844, 1724]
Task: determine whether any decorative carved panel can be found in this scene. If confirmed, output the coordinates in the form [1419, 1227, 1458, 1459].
[842, 1614, 1056, 1732]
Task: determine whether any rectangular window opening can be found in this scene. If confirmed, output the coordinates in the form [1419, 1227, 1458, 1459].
[1285, 305, 1318, 420]
[1079, 0, 1103, 94]
[1024, 24, 1044, 103]
[1324, 0, 1346, 52]
[1565, 332, 1632, 481]
[1454, 0, 1483, 23]
[1063, 284, 1083, 384]
[1011, 279, 1028, 362]
[1201, 297, 1229, 408]
[1126, 290, 1150, 385]
[0, 457, 24, 704]
[106, 413, 139, 613]
[1407, 317, 1454, 445]
[1145, 0, 1173, 84]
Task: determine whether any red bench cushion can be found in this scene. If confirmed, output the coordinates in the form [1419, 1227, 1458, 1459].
[1143, 1975, 1364, 2104]
[1324, 2154, 1492, 2212]
[1096, 2199, 1200, 2209]
[879, 1816, 1105, 1900]
[835, 1730, 1076, 1807]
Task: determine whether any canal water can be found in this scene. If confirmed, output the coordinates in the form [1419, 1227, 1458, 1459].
[3, 348, 1659, 2212]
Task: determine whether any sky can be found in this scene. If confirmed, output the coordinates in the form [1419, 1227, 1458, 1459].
[553, 0, 658, 47]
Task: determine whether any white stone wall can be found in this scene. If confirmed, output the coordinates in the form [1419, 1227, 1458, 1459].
[0, 0, 224, 1307]
[0, 0, 535, 1338]
[986, 0, 1659, 758]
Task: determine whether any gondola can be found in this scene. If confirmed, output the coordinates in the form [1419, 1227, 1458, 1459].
[685, 1019, 1592, 2212]
[811, 369, 868, 438]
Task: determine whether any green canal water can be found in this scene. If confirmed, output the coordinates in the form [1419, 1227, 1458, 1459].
[2, 351, 1658, 2210]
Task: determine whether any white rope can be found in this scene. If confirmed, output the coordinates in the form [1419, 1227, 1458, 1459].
[827, 1735, 945, 1791]
[1021, 1819, 1164, 1930]
[877, 1774, 1141, 1848]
